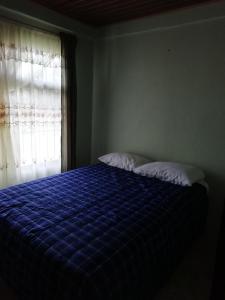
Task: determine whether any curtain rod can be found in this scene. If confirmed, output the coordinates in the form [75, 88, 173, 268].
[0, 4, 95, 40]
[0, 15, 63, 37]
[0, 11, 79, 38]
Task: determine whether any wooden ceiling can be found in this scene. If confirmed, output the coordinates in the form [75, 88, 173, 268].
[31, 0, 217, 27]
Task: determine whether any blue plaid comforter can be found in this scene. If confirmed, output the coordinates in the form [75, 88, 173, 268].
[0, 163, 207, 300]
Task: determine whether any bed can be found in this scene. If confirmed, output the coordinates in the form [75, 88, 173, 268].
[0, 163, 208, 300]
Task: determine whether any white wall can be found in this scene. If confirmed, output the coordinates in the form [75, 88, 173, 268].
[92, 3, 225, 297]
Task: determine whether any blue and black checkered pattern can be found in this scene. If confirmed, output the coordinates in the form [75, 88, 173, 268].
[0, 163, 207, 300]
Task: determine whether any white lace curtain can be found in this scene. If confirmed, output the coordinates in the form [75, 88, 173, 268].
[0, 20, 61, 188]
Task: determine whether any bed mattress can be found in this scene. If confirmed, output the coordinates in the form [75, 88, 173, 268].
[0, 163, 208, 299]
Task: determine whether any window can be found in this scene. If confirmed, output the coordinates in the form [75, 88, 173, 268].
[0, 20, 61, 188]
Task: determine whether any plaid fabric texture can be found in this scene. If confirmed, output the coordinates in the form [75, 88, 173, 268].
[0, 163, 208, 300]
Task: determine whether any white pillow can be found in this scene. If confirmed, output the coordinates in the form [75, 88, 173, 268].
[98, 152, 150, 171]
[134, 162, 205, 186]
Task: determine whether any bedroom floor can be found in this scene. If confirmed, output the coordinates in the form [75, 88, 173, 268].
[155, 236, 214, 300]
[0, 236, 214, 300]
[0, 278, 16, 300]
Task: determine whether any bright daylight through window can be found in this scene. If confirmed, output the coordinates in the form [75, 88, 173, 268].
[0, 20, 61, 188]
